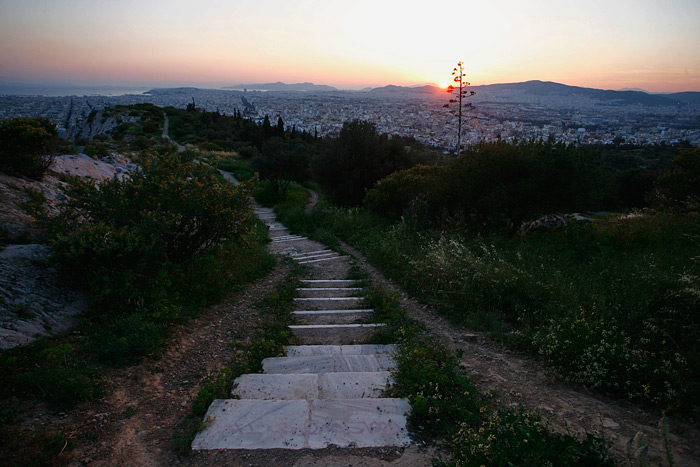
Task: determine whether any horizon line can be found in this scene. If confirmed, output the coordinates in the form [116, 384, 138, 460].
[1, 78, 699, 95]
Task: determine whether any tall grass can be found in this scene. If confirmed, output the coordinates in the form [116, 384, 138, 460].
[313, 205, 700, 415]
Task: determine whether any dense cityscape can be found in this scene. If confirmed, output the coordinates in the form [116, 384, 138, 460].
[1, 82, 700, 149]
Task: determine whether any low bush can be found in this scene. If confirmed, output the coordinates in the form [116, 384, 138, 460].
[366, 287, 614, 465]
[51, 152, 255, 317]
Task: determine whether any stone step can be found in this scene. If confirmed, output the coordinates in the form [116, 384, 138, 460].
[300, 279, 358, 285]
[290, 323, 384, 345]
[284, 344, 396, 357]
[297, 256, 346, 265]
[293, 309, 374, 325]
[293, 252, 338, 260]
[262, 353, 395, 374]
[271, 236, 307, 243]
[191, 398, 411, 450]
[296, 288, 362, 299]
[232, 371, 393, 400]
[292, 249, 332, 257]
[291, 250, 335, 259]
[292, 297, 364, 310]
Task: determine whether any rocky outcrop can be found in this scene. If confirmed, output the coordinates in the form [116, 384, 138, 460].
[68, 113, 138, 141]
[0, 153, 137, 241]
[0, 152, 137, 349]
[0, 244, 89, 350]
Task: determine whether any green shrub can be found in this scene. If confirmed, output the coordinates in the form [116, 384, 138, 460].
[653, 148, 700, 211]
[443, 405, 615, 466]
[364, 164, 442, 221]
[365, 140, 604, 234]
[0, 117, 63, 179]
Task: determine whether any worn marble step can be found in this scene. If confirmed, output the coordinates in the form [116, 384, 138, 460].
[296, 287, 363, 299]
[291, 251, 339, 262]
[290, 323, 384, 345]
[232, 371, 393, 400]
[299, 279, 359, 287]
[284, 344, 396, 357]
[271, 235, 307, 243]
[191, 398, 411, 450]
[292, 297, 365, 311]
[293, 309, 374, 325]
[262, 353, 396, 374]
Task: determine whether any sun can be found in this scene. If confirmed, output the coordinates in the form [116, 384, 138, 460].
[438, 81, 449, 89]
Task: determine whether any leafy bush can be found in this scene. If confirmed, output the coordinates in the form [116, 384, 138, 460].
[443, 406, 615, 466]
[653, 148, 700, 211]
[366, 140, 604, 234]
[365, 286, 614, 465]
[51, 151, 257, 320]
[0, 117, 63, 179]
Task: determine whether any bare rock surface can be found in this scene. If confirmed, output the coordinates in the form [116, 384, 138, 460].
[0, 152, 137, 349]
[0, 244, 88, 349]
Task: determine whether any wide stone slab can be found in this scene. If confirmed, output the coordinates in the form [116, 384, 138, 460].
[232, 372, 392, 400]
[296, 288, 362, 298]
[263, 356, 335, 374]
[232, 373, 319, 400]
[191, 399, 309, 450]
[284, 344, 396, 357]
[290, 323, 383, 345]
[308, 398, 411, 449]
[262, 354, 395, 374]
[293, 309, 374, 325]
[318, 372, 392, 399]
[292, 297, 364, 310]
[191, 398, 411, 450]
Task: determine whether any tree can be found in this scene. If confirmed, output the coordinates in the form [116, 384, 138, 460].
[0, 117, 62, 179]
[262, 115, 273, 140]
[252, 138, 310, 195]
[311, 119, 414, 206]
[276, 116, 285, 138]
[443, 61, 476, 157]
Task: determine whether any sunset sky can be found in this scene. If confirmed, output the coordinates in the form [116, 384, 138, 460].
[1, 0, 699, 92]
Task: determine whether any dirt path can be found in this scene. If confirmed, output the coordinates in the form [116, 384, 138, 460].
[341, 241, 700, 466]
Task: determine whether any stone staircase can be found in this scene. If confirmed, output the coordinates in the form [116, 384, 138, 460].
[191, 206, 412, 450]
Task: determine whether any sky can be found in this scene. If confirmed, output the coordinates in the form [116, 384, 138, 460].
[1, 0, 699, 92]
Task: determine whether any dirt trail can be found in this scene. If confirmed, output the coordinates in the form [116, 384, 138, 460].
[342, 241, 700, 466]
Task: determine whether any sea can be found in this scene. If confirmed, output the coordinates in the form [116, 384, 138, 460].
[0, 84, 152, 97]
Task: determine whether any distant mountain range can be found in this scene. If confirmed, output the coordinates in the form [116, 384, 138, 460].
[367, 80, 700, 106]
[224, 80, 700, 107]
[4, 79, 699, 107]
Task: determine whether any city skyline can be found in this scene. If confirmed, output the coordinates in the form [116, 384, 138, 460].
[1, 0, 700, 93]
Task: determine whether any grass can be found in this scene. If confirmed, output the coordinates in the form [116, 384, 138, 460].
[311, 205, 700, 417]
[366, 286, 616, 466]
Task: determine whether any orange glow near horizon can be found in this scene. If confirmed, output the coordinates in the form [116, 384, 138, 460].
[0, 1, 699, 93]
